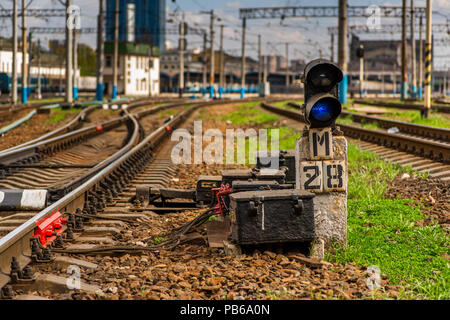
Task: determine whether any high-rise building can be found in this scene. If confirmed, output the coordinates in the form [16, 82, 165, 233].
[106, 0, 166, 53]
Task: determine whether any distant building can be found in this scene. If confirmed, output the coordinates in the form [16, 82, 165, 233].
[262, 55, 287, 73]
[106, 0, 166, 53]
[103, 42, 160, 96]
[159, 49, 258, 92]
[290, 58, 306, 73]
[348, 37, 429, 80]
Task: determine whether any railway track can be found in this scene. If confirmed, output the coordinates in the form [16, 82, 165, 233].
[261, 102, 450, 182]
[0, 97, 262, 299]
[352, 99, 450, 114]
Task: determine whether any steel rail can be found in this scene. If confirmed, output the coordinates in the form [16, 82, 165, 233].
[0, 99, 211, 290]
[352, 99, 450, 114]
[261, 102, 450, 163]
[287, 101, 450, 143]
[0, 98, 262, 290]
[0, 100, 187, 165]
[47, 101, 192, 200]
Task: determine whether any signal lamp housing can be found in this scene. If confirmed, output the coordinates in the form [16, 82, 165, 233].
[302, 59, 344, 128]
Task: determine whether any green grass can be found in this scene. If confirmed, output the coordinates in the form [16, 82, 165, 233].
[380, 110, 450, 129]
[326, 143, 450, 300]
[271, 100, 304, 110]
[28, 97, 64, 104]
[45, 107, 79, 123]
[222, 102, 280, 125]
[158, 109, 179, 117]
[150, 236, 167, 245]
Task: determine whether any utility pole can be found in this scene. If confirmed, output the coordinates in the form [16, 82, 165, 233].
[27, 32, 32, 93]
[202, 32, 207, 96]
[37, 38, 41, 99]
[240, 17, 246, 99]
[179, 14, 185, 98]
[209, 10, 215, 98]
[263, 45, 268, 85]
[401, 0, 408, 100]
[393, 69, 397, 96]
[359, 44, 364, 98]
[21, 0, 28, 104]
[338, 0, 348, 104]
[258, 34, 262, 85]
[330, 33, 334, 62]
[112, 0, 119, 100]
[410, 0, 417, 98]
[12, 0, 18, 105]
[418, 15, 423, 99]
[424, 0, 432, 117]
[73, 29, 78, 100]
[219, 24, 224, 97]
[285, 42, 289, 95]
[66, 0, 73, 103]
[96, 0, 104, 102]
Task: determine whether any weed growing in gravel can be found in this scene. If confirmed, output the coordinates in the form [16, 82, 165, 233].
[151, 237, 167, 245]
[158, 109, 178, 118]
[45, 107, 79, 123]
[327, 143, 450, 300]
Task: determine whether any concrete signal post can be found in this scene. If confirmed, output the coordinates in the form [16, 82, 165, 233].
[295, 59, 348, 254]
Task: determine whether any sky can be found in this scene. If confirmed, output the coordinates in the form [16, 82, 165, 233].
[0, 0, 449, 69]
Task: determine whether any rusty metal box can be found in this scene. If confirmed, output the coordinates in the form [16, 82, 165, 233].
[229, 189, 315, 245]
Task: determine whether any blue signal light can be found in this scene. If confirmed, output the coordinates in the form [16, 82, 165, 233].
[310, 101, 334, 122]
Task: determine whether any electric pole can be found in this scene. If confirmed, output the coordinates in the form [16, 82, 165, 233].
[359, 44, 364, 98]
[209, 10, 215, 98]
[424, 0, 432, 117]
[73, 29, 78, 100]
[258, 34, 262, 85]
[27, 32, 32, 93]
[219, 24, 224, 95]
[338, 0, 348, 104]
[263, 54, 268, 84]
[12, 0, 18, 105]
[401, 0, 408, 100]
[241, 17, 246, 98]
[418, 15, 423, 100]
[96, 0, 104, 102]
[21, 0, 28, 104]
[285, 42, 289, 95]
[179, 14, 185, 98]
[393, 69, 397, 95]
[410, 0, 417, 98]
[202, 32, 207, 95]
[66, 0, 73, 103]
[112, 0, 119, 100]
[330, 33, 334, 62]
[37, 38, 41, 99]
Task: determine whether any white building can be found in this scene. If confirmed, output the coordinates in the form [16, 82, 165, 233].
[0, 50, 71, 79]
[104, 42, 160, 96]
